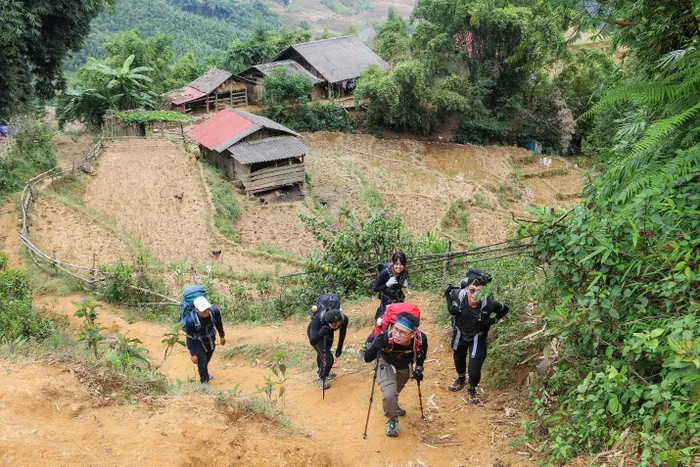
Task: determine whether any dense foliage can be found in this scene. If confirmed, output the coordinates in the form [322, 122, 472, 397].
[65, 0, 280, 71]
[224, 27, 312, 74]
[111, 111, 187, 124]
[0, 254, 56, 342]
[58, 54, 158, 128]
[260, 67, 313, 106]
[0, 0, 114, 118]
[518, 1, 700, 464]
[0, 118, 57, 199]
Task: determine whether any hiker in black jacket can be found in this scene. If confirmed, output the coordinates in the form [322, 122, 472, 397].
[185, 296, 226, 388]
[373, 251, 409, 321]
[364, 312, 427, 437]
[307, 309, 348, 390]
[444, 269, 509, 402]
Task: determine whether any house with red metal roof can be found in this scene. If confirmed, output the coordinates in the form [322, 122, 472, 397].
[190, 108, 309, 194]
[166, 68, 255, 114]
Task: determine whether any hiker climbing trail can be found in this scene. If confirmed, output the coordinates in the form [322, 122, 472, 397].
[31, 294, 533, 466]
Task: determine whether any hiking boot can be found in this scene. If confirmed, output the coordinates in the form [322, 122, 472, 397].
[448, 376, 466, 392]
[397, 406, 406, 417]
[468, 386, 478, 404]
[317, 369, 336, 381]
[316, 377, 331, 390]
[386, 417, 399, 437]
[200, 382, 209, 390]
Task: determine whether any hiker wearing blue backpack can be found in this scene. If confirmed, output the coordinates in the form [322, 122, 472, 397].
[183, 295, 226, 388]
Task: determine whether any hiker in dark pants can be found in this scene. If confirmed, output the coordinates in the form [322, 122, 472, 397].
[364, 312, 428, 437]
[185, 296, 226, 388]
[444, 269, 509, 402]
[373, 252, 409, 322]
[307, 309, 348, 390]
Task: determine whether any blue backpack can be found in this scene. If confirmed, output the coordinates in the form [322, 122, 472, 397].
[179, 285, 216, 331]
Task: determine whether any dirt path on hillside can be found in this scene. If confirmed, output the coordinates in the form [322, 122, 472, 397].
[0, 198, 22, 267]
[26, 294, 534, 467]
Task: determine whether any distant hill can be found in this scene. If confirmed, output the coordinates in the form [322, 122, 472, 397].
[66, 0, 280, 70]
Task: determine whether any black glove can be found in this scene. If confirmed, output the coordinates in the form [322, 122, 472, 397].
[318, 325, 331, 337]
[488, 317, 498, 326]
[412, 367, 424, 382]
[335, 348, 342, 358]
[443, 284, 454, 297]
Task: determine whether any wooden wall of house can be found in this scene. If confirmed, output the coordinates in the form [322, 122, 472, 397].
[201, 146, 235, 179]
[235, 156, 305, 194]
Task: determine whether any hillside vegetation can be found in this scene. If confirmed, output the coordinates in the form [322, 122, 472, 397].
[65, 0, 280, 70]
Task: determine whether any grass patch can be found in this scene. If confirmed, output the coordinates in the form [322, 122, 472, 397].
[471, 192, 489, 209]
[221, 342, 313, 369]
[202, 164, 239, 242]
[520, 153, 538, 165]
[522, 168, 569, 179]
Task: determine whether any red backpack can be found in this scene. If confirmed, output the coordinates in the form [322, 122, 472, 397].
[372, 302, 422, 353]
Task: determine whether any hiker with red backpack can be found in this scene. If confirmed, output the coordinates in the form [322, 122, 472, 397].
[182, 292, 226, 389]
[373, 252, 409, 321]
[363, 309, 427, 437]
[307, 295, 348, 391]
[444, 269, 509, 402]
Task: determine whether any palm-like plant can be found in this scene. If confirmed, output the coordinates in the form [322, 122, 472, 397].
[88, 54, 157, 110]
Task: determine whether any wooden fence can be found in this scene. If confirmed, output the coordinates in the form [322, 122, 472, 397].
[101, 116, 195, 144]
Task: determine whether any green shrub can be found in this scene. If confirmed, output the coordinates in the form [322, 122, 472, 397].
[0, 254, 56, 342]
[265, 99, 349, 132]
[0, 118, 57, 199]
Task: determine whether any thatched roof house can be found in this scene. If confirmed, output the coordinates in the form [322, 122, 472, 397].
[190, 108, 309, 194]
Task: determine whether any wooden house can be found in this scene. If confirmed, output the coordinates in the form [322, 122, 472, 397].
[166, 68, 254, 114]
[239, 60, 326, 104]
[189, 109, 309, 194]
[271, 36, 389, 98]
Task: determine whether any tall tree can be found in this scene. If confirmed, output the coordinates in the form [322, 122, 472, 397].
[0, 0, 114, 118]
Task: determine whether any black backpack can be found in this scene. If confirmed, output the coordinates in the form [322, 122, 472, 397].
[309, 292, 341, 318]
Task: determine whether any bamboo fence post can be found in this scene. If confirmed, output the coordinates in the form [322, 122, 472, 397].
[444, 241, 452, 276]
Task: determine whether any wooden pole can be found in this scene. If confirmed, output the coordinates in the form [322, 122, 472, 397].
[444, 241, 452, 276]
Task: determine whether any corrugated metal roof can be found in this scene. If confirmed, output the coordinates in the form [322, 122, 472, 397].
[249, 60, 324, 85]
[274, 36, 389, 83]
[190, 68, 233, 94]
[228, 136, 310, 165]
[168, 86, 207, 105]
[189, 109, 299, 152]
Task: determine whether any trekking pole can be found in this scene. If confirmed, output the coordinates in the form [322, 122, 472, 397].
[363, 359, 379, 439]
[417, 379, 425, 420]
[322, 335, 327, 401]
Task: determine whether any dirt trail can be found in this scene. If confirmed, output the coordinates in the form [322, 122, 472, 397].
[28, 294, 533, 467]
[0, 198, 22, 267]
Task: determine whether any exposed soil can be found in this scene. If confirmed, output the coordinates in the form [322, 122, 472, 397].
[30, 196, 132, 265]
[0, 198, 22, 267]
[51, 133, 95, 170]
[17, 293, 535, 467]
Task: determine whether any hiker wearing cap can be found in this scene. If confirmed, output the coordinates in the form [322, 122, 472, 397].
[185, 296, 226, 388]
[444, 269, 509, 402]
[373, 252, 409, 321]
[364, 312, 428, 437]
[307, 308, 348, 390]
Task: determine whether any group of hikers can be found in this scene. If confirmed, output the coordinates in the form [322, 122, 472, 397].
[180, 251, 509, 438]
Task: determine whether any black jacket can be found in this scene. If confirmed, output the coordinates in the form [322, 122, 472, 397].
[307, 311, 348, 352]
[364, 328, 428, 370]
[373, 268, 407, 305]
[446, 288, 509, 341]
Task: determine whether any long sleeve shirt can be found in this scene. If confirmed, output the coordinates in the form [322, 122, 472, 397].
[185, 306, 224, 354]
[446, 290, 509, 340]
[307, 311, 348, 353]
[364, 328, 428, 370]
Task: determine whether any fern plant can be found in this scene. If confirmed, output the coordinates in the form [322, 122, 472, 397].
[586, 46, 700, 202]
